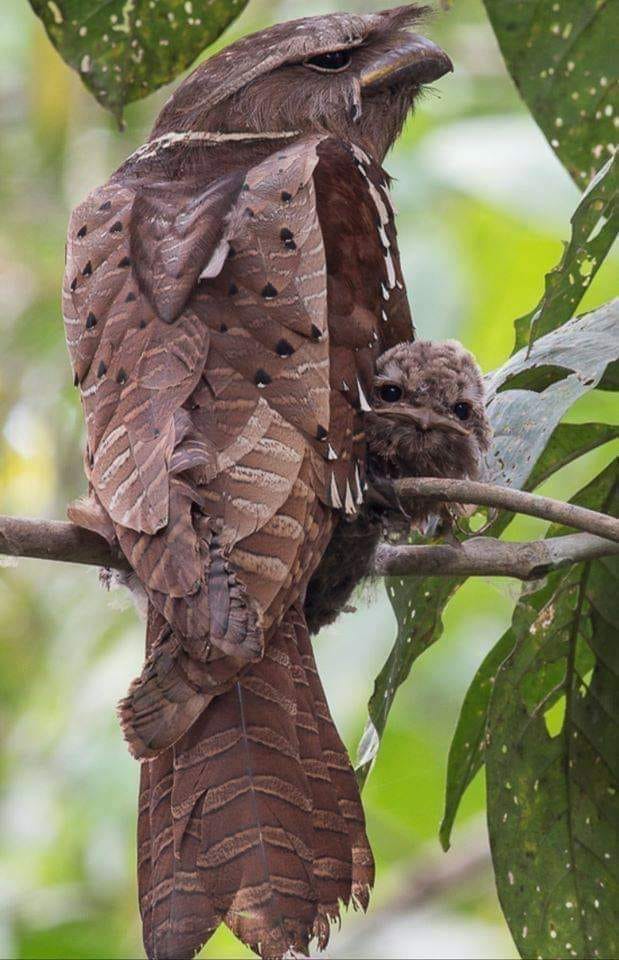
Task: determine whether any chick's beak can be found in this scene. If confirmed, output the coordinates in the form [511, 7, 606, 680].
[360, 33, 453, 91]
[374, 404, 469, 436]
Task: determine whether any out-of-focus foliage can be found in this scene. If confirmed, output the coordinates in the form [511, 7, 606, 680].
[1, 1, 617, 959]
[28, 0, 249, 121]
[483, 0, 617, 188]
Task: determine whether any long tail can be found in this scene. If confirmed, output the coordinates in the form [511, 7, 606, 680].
[137, 604, 374, 959]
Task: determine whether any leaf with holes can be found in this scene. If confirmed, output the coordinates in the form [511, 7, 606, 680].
[482, 0, 617, 187]
[440, 419, 619, 851]
[28, 0, 248, 121]
[513, 155, 618, 352]
[357, 302, 619, 788]
[486, 462, 618, 960]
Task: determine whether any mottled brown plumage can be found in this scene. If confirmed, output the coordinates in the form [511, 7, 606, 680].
[305, 339, 491, 634]
[62, 7, 452, 958]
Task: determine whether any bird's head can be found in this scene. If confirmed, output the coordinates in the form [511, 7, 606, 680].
[151, 5, 452, 162]
[365, 340, 492, 480]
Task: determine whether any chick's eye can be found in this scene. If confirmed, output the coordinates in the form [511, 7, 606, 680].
[305, 49, 352, 72]
[379, 384, 403, 403]
[453, 401, 471, 421]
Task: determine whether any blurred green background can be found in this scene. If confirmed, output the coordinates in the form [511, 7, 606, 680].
[0, 1, 616, 958]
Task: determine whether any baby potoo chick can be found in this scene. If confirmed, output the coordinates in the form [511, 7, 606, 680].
[365, 338, 492, 529]
[304, 339, 491, 635]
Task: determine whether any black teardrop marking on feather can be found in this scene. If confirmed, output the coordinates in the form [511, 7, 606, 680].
[97, 360, 107, 378]
[245, 207, 255, 218]
[110, 221, 123, 233]
[228, 282, 238, 296]
[125, 291, 136, 302]
[73, 371, 79, 387]
[86, 311, 97, 329]
[227, 245, 236, 259]
[281, 191, 292, 202]
[311, 324, 323, 341]
[219, 323, 228, 333]
[99, 200, 112, 212]
[82, 261, 92, 277]
[139, 319, 147, 329]
[280, 227, 296, 250]
[70, 277, 78, 291]
[77, 225, 87, 239]
[254, 369, 272, 388]
[118, 256, 131, 268]
[262, 283, 278, 299]
[316, 425, 328, 441]
[117, 368, 128, 385]
[276, 338, 294, 358]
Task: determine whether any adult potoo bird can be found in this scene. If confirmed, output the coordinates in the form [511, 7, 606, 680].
[62, 7, 452, 959]
[305, 339, 491, 634]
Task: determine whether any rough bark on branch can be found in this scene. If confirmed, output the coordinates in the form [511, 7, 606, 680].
[1, 476, 617, 581]
[374, 532, 619, 581]
[0, 515, 128, 570]
[393, 477, 619, 542]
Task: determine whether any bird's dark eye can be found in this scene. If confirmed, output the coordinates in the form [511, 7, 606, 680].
[305, 50, 352, 72]
[379, 384, 403, 403]
[453, 401, 471, 421]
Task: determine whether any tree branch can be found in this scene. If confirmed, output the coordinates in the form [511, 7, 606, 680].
[1, 474, 617, 583]
[393, 477, 619, 542]
[0, 516, 128, 570]
[374, 532, 619, 581]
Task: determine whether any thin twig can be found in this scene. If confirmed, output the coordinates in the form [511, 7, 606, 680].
[374, 532, 619, 581]
[393, 477, 619, 542]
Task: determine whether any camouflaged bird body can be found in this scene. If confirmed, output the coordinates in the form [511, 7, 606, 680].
[61, 3, 457, 955]
[63, 132, 411, 743]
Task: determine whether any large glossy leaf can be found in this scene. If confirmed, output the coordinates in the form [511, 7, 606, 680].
[28, 0, 248, 120]
[356, 302, 619, 785]
[513, 155, 618, 351]
[439, 420, 619, 851]
[486, 463, 618, 960]
[482, 0, 617, 187]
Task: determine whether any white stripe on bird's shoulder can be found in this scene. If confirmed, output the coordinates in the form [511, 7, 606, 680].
[129, 129, 301, 165]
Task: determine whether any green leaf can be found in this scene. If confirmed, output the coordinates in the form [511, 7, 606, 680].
[488, 300, 619, 491]
[482, 0, 617, 188]
[356, 573, 460, 786]
[486, 463, 618, 960]
[439, 629, 514, 852]
[527, 421, 619, 490]
[357, 302, 618, 788]
[439, 419, 618, 852]
[28, 0, 248, 121]
[513, 155, 618, 351]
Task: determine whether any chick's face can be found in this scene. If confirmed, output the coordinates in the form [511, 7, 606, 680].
[365, 340, 492, 480]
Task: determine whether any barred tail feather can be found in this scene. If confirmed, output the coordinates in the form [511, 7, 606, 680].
[138, 605, 373, 959]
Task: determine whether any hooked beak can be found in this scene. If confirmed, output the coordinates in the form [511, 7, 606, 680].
[374, 404, 469, 436]
[360, 33, 453, 91]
